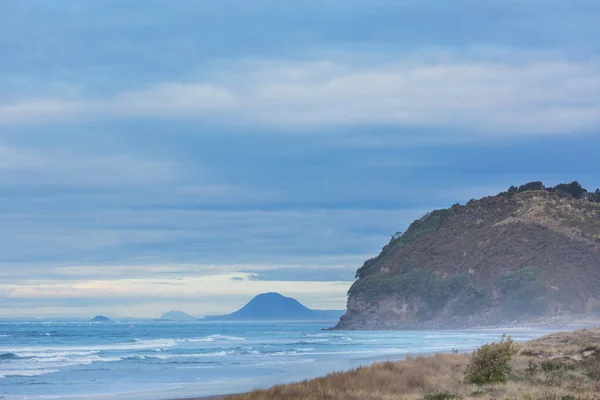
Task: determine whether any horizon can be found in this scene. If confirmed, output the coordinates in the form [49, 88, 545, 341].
[2, 0, 600, 318]
[0, 290, 347, 319]
[33, 291, 347, 319]
[0, 295, 347, 320]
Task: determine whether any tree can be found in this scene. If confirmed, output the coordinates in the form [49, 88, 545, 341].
[518, 181, 544, 192]
[465, 335, 518, 385]
[553, 181, 587, 199]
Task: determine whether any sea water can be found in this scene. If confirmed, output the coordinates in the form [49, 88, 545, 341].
[0, 320, 556, 400]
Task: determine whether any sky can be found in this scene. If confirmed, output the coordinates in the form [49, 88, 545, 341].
[1, 0, 599, 318]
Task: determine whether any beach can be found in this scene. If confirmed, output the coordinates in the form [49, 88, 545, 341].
[208, 328, 600, 400]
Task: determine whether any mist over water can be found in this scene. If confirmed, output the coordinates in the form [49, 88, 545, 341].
[0, 320, 556, 399]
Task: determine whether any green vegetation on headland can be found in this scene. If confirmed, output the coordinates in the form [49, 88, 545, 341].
[219, 327, 600, 400]
[349, 268, 491, 318]
[336, 181, 600, 330]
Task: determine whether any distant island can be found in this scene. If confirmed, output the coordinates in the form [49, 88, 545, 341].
[160, 311, 196, 321]
[91, 315, 110, 322]
[334, 181, 600, 330]
[205, 292, 345, 321]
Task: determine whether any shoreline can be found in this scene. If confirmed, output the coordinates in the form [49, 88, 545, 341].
[189, 327, 600, 400]
[328, 314, 600, 332]
[176, 325, 584, 400]
[8, 325, 592, 400]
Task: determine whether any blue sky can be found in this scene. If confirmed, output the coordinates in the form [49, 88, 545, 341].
[1, 0, 599, 318]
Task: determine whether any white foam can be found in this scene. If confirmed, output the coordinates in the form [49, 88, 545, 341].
[177, 335, 245, 343]
[267, 348, 409, 357]
[268, 338, 331, 345]
[294, 348, 315, 352]
[16, 350, 100, 358]
[2, 338, 177, 355]
[6, 355, 124, 371]
[151, 350, 234, 359]
[255, 358, 317, 366]
[0, 369, 60, 377]
[270, 351, 295, 356]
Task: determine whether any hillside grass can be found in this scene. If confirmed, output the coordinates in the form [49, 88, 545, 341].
[219, 328, 600, 400]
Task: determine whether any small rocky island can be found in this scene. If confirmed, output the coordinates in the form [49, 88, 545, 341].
[91, 315, 110, 322]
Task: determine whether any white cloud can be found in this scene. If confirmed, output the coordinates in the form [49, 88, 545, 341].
[0, 144, 178, 186]
[0, 272, 352, 318]
[0, 206, 427, 265]
[2, 52, 600, 134]
[112, 83, 236, 115]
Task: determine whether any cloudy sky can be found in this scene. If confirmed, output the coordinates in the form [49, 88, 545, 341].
[1, 0, 599, 318]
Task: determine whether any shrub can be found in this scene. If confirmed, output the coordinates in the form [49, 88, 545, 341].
[424, 394, 456, 400]
[391, 231, 403, 240]
[553, 181, 587, 199]
[582, 352, 600, 380]
[518, 181, 545, 192]
[400, 208, 452, 245]
[525, 360, 539, 376]
[541, 359, 575, 372]
[470, 390, 487, 397]
[464, 335, 518, 385]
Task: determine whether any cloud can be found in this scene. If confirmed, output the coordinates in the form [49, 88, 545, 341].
[0, 272, 351, 317]
[245, 266, 356, 282]
[2, 53, 600, 134]
[2, 2, 600, 318]
[112, 83, 237, 114]
[0, 206, 428, 265]
[0, 143, 178, 187]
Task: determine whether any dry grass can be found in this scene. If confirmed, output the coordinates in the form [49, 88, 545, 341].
[520, 191, 600, 241]
[520, 328, 600, 356]
[220, 328, 600, 400]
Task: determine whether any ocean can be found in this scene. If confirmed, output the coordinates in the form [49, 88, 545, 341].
[0, 320, 555, 400]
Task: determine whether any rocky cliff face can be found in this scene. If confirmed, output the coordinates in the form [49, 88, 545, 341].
[334, 184, 600, 330]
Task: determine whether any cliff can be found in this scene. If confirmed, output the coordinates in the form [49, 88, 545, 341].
[334, 182, 600, 330]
